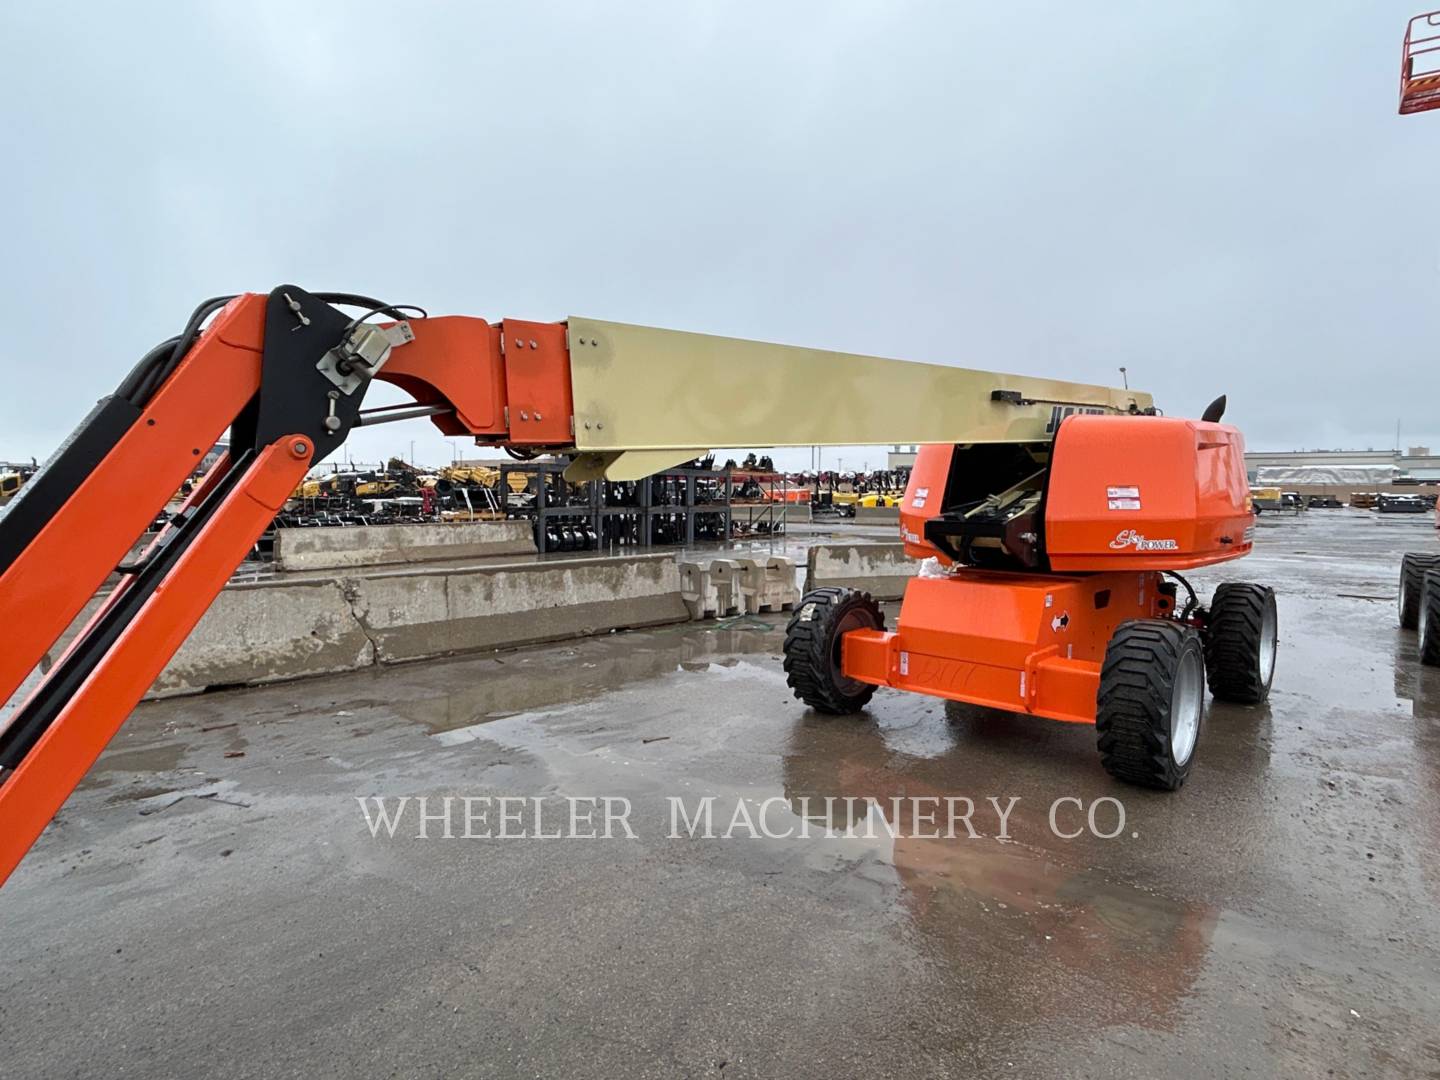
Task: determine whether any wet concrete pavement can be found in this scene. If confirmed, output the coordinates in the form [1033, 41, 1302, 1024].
[2, 510, 1439, 1078]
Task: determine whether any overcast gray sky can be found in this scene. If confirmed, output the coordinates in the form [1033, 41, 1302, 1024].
[2, 1, 1437, 473]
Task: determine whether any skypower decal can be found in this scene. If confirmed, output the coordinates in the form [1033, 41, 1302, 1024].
[1109, 529, 1179, 552]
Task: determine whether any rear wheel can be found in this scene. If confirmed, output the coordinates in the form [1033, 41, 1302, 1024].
[1096, 620, 1206, 791]
[1421, 571, 1440, 667]
[1204, 583, 1278, 704]
[1400, 553, 1440, 630]
[783, 588, 883, 714]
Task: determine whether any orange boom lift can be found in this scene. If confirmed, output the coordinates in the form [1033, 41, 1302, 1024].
[783, 414, 1272, 794]
[0, 287, 1276, 888]
[1401, 10, 1440, 113]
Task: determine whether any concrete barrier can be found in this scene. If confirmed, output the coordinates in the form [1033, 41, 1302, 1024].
[347, 553, 686, 663]
[736, 556, 799, 612]
[853, 505, 902, 525]
[710, 559, 745, 616]
[154, 577, 373, 696]
[680, 558, 743, 619]
[804, 543, 916, 601]
[679, 556, 796, 618]
[148, 552, 688, 695]
[272, 520, 535, 572]
[679, 560, 715, 619]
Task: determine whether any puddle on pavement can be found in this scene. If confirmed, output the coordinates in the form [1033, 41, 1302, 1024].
[394, 623, 787, 733]
[105, 783, 181, 804]
[1395, 643, 1440, 721]
[81, 741, 191, 799]
[87, 742, 186, 775]
[779, 705, 1219, 1030]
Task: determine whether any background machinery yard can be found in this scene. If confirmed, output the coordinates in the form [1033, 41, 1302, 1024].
[0, 461, 36, 506]
[0, 285, 1275, 890]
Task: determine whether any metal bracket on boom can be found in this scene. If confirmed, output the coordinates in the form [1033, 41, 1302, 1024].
[318, 320, 415, 395]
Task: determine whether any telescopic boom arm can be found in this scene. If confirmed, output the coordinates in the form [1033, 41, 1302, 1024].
[0, 286, 1150, 885]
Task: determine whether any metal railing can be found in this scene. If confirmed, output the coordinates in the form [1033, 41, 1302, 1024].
[1400, 11, 1440, 114]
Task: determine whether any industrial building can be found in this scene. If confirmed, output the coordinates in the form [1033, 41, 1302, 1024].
[892, 443, 1440, 487]
[1244, 446, 1440, 484]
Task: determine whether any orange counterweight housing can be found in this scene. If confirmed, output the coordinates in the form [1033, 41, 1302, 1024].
[1044, 415, 1252, 572]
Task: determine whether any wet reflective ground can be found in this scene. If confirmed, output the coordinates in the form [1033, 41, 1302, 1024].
[2, 510, 1439, 1078]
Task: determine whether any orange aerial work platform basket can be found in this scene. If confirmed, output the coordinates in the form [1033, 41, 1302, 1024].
[1400, 11, 1440, 114]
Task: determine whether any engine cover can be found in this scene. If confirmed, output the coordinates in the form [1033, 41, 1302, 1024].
[1044, 415, 1252, 571]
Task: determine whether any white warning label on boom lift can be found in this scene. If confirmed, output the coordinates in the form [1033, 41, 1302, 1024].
[1106, 485, 1141, 510]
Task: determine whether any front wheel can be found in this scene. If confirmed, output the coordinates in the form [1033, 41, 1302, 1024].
[1204, 583, 1278, 704]
[1096, 620, 1206, 791]
[783, 588, 884, 714]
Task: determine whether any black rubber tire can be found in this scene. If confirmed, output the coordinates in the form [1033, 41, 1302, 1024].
[1421, 571, 1440, 668]
[783, 588, 884, 714]
[1096, 620, 1205, 791]
[1400, 553, 1440, 630]
[1204, 582, 1277, 704]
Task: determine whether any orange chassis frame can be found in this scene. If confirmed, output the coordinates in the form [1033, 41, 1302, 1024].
[842, 570, 1172, 724]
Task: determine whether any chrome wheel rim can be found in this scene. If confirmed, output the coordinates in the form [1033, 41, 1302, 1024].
[1258, 602, 1278, 686]
[1170, 650, 1204, 766]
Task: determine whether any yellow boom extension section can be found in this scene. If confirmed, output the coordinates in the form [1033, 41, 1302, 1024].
[559, 319, 1152, 480]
